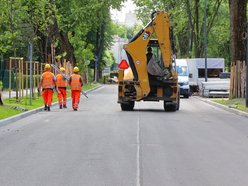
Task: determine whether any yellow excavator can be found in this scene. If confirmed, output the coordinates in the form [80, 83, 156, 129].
[117, 11, 180, 111]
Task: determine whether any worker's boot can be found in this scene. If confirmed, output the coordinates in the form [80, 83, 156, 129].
[63, 105, 67, 108]
[60, 105, 62, 109]
[47, 106, 51, 111]
[73, 108, 77, 111]
[44, 105, 47, 111]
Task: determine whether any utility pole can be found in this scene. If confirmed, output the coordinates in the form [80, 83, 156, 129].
[246, 22, 248, 107]
[187, 0, 192, 57]
[94, 56, 98, 82]
[204, 0, 208, 82]
[29, 43, 33, 105]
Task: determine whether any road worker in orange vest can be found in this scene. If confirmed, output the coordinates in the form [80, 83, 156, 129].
[69, 66, 83, 111]
[38, 64, 57, 111]
[56, 67, 67, 109]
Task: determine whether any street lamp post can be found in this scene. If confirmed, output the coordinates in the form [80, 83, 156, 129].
[29, 43, 33, 105]
[94, 56, 98, 82]
[204, 0, 208, 82]
[246, 22, 248, 107]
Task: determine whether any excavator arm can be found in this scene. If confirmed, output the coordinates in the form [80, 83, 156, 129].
[122, 11, 176, 99]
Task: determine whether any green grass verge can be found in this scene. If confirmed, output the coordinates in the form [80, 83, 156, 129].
[0, 83, 99, 120]
[213, 98, 248, 113]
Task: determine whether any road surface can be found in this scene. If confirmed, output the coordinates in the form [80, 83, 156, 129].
[0, 85, 248, 186]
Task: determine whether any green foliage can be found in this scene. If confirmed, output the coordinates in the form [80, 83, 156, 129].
[0, 80, 3, 90]
[112, 23, 128, 38]
[102, 50, 115, 67]
[133, 0, 231, 67]
[111, 23, 143, 40]
[55, 0, 125, 77]
[0, 31, 13, 53]
[207, 2, 230, 70]
[213, 98, 248, 113]
[0, 0, 126, 82]
[0, 0, 23, 55]
[55, 52, 67, 60]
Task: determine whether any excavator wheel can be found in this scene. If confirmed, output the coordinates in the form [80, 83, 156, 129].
[176, 93, 180, 110]
[164, 101, 177, 112]
[121, 101, 135, 111]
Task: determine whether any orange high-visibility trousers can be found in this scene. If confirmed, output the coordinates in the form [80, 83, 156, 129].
[71, 90, 81, 109]
[42, 89, 54, 106]
[57, 88, 67, 106]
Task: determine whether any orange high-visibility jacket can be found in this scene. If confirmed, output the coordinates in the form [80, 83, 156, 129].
[70, 74, 82, 91]
[56, 74, 67, 87]
[41, 71, 55, 89]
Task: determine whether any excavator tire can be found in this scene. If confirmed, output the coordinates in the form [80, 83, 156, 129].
[176, 93, 180, 110]
[121, 101, 135, 111]
[164, 101, 177, 112]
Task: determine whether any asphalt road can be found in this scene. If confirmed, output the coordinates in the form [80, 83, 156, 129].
[0, 85, 248, 186]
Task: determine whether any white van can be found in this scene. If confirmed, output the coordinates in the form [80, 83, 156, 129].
[176, 59, 190, 98]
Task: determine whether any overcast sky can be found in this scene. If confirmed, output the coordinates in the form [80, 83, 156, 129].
[111, 0, 136, 23]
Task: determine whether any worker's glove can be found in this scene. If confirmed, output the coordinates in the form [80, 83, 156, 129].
[37, 88, 41, 96]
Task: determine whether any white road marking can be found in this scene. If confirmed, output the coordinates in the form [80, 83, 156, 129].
[136, 105, 141, 186]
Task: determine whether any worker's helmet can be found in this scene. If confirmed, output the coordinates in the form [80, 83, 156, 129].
[73, 67, 79, 73]
[60, 67, 66, 72]
[45, 64, 51, 69]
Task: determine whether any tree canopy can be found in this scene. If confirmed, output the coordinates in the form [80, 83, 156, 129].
[0, 0, 125, 80]
[0, 0, 247, 79]
[133, 0, 232, 69]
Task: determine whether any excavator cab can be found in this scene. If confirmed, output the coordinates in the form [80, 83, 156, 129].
[118, 11, 180, 111]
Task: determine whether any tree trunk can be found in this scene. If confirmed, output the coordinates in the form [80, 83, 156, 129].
[50, 11, 76, 66]
[186, 0, 192, 57]
[0, 91, 3, 105]
[37, 32, 50, 64]
[58, 31, 76, 66]
[194, 0, 200, 57]
[229, 0, 247, 98]
[229, 0, 247, 62]
[95, 21, 106, 81]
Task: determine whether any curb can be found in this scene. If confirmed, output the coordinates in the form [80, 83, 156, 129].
[195, 96, 248, 118]
[0, 85, 102, 127]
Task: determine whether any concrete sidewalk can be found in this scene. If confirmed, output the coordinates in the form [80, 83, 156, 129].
[0, 86, 102, 127]
[195, 96, 248, 118]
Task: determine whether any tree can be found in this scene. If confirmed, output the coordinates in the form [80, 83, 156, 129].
[0, 0, 125, 83]
[229, 0, 247, 98]
[0, 92, 3, 105]
[22, 0, 55, 62]
[133, 0, 228, 60]
[0, 0, 24, 56]
[229, 0, 247, 63]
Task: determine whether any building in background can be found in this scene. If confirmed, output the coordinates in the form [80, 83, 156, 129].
[124, 11, 139, 27]
[112, 11, 140, 27]
[110, 0, 140, 65]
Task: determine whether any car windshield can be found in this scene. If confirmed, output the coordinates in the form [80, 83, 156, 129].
[176, 66, 188, 76]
